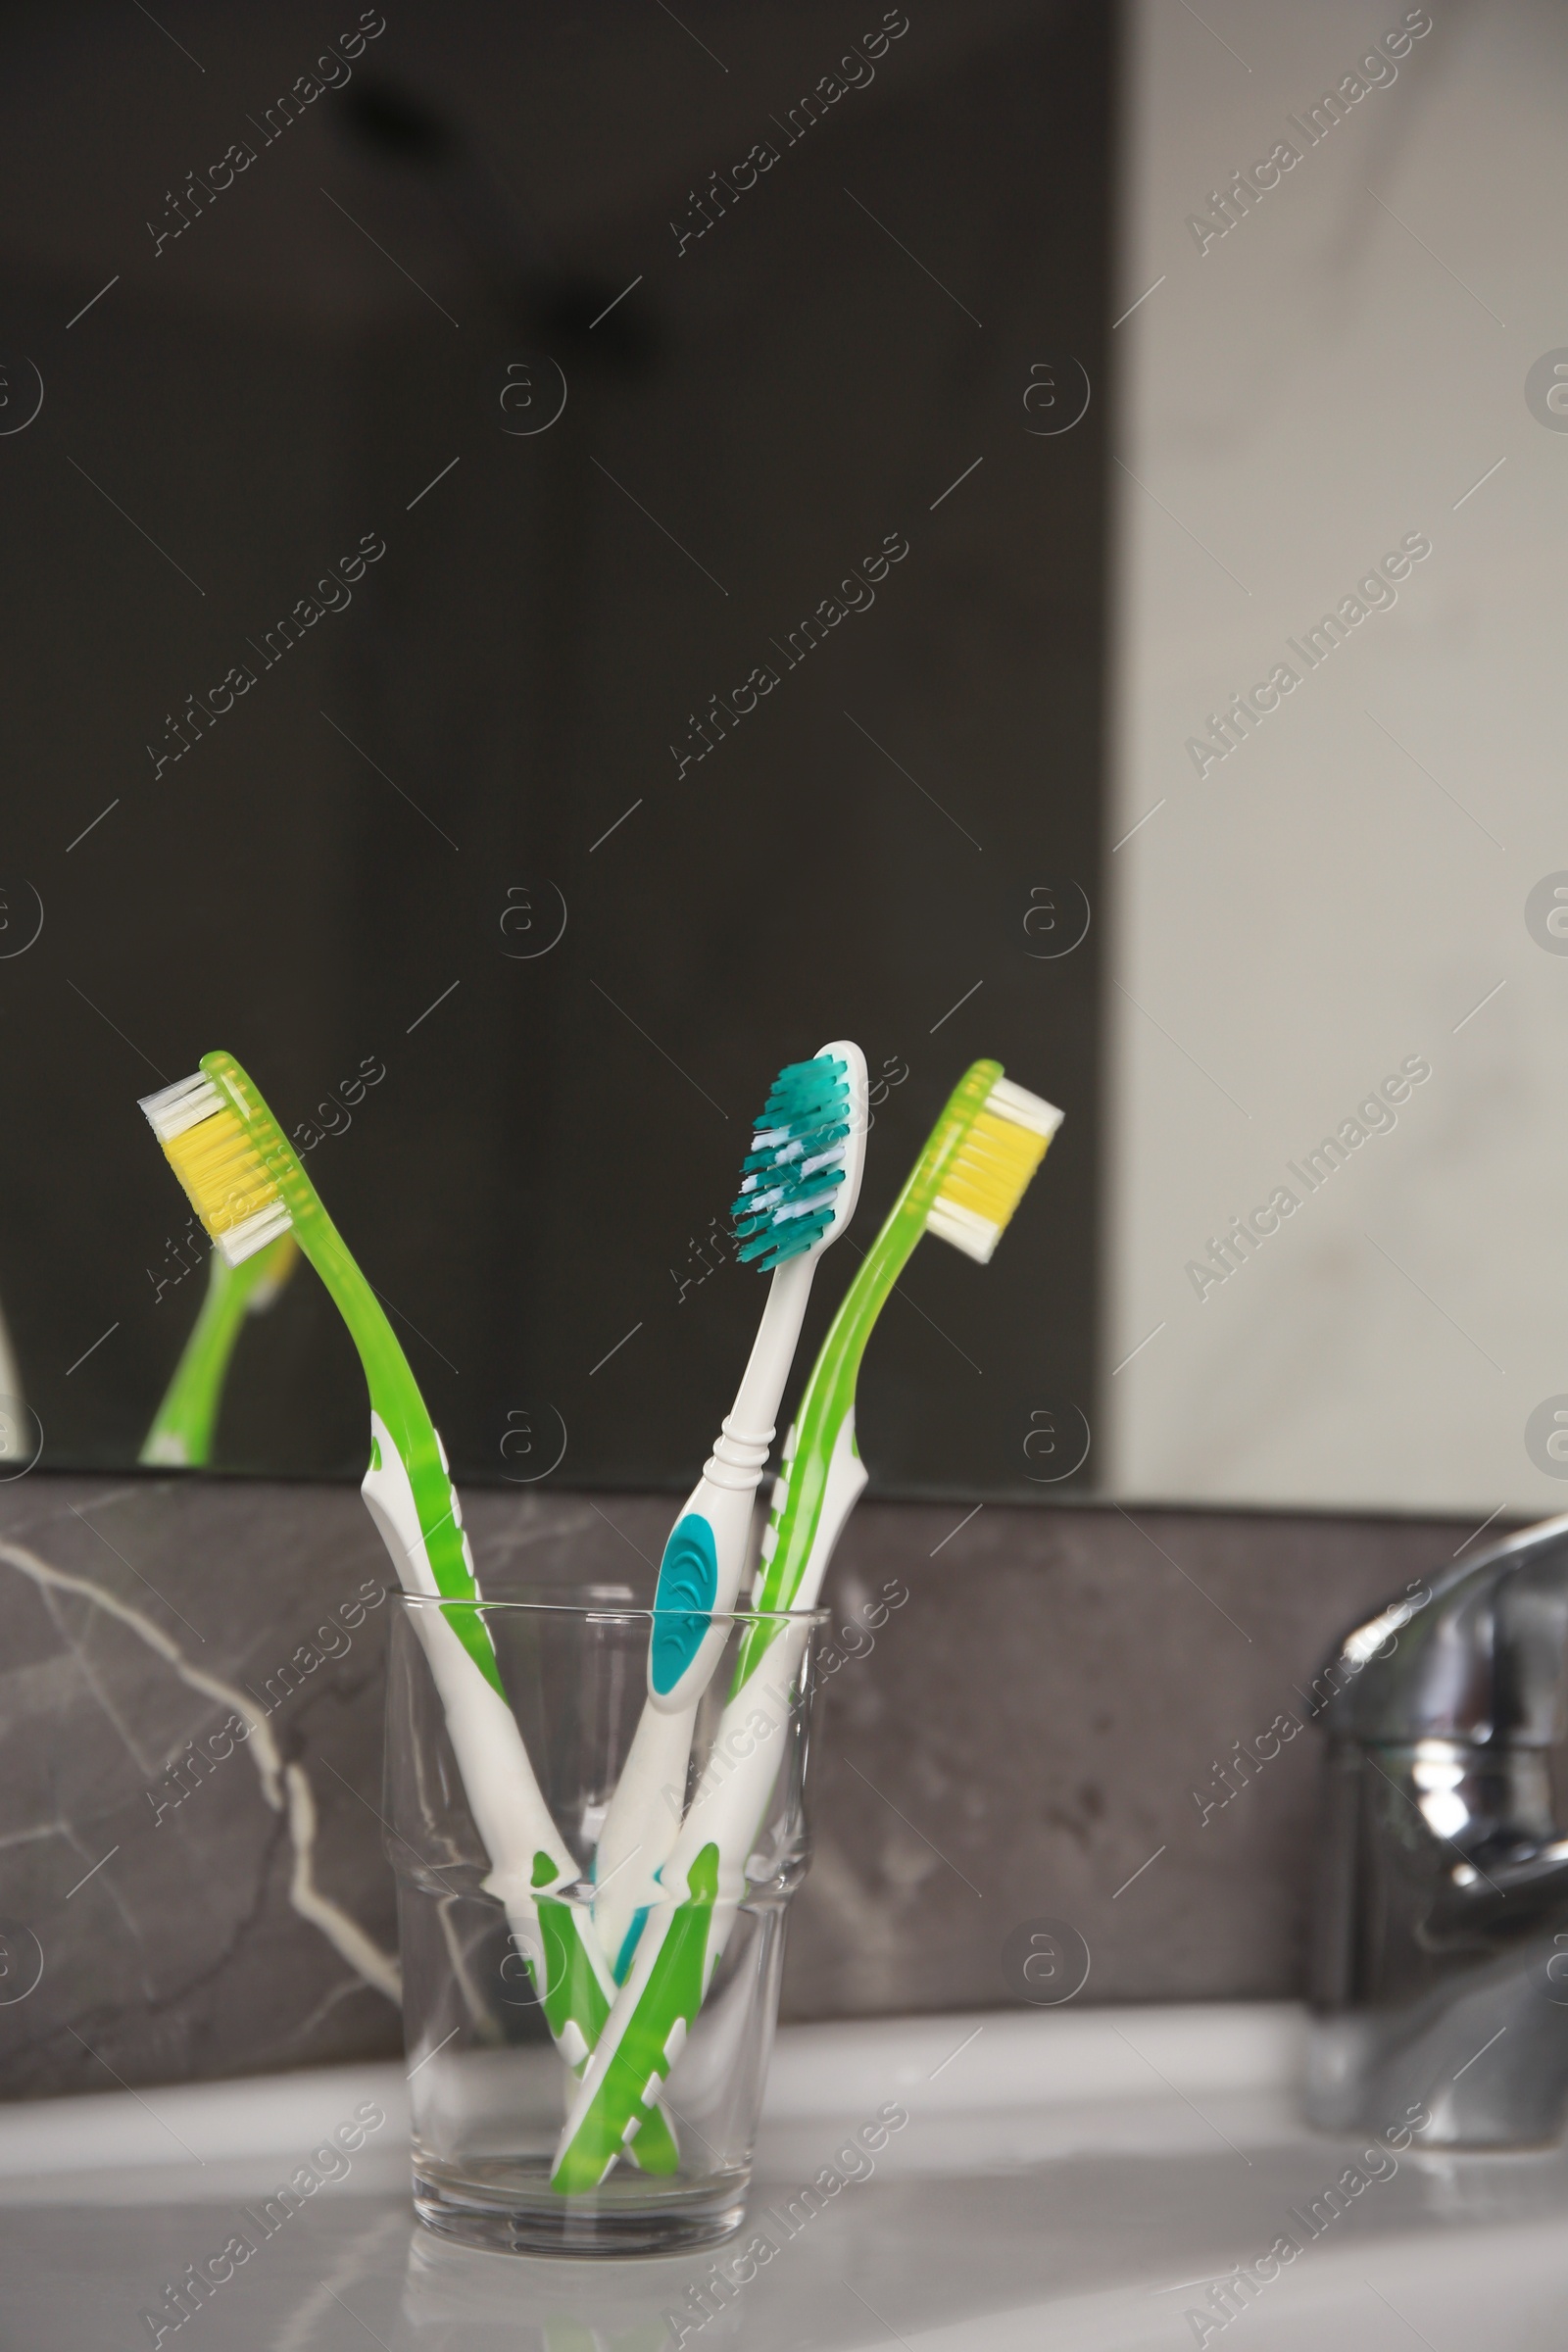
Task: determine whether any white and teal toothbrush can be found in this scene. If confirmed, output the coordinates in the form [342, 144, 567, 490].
[553, 1058, 1062, 2191]
[592, 1044, 868, 1982]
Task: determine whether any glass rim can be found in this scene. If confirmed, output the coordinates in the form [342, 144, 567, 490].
[393, 1592, 831, 1627]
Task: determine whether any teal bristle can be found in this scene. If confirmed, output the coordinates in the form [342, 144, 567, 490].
[730, 1054, 851, 1271]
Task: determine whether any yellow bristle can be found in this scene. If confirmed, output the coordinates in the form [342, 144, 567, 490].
[164, 1106, 281, 1239]
[939, 1107, 1049, 1232]
[925, 1078, 1062, 1262]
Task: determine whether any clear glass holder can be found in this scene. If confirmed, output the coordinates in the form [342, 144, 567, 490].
[385, 1583, 825, 2256]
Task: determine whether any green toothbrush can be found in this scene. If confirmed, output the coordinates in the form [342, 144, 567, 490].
[551, 1059, 1063, 2191]
[138, 1051, 677, 2169]
[140, 1234, 299, 1466]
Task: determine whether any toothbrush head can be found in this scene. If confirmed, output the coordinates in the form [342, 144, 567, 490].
[925, 1067, 1063, 1265]
[730, 1040, 868, 1272]
[139, 1054, 300, 1266]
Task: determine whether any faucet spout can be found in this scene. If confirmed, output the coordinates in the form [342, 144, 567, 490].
[1306, 1512, 1568, 2147]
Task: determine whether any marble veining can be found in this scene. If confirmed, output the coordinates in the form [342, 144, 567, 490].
[0, 1473, 1493, 2099]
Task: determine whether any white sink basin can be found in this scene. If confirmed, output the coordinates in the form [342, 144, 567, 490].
[2, 2004, 1564, 2347]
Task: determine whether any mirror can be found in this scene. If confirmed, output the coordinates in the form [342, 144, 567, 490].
[0, 2, 1103, 1500]
[1, 1, 1550, 1522]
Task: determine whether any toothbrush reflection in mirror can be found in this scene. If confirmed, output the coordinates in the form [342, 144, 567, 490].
[0, 1288, 23, 1454]
[140, 1234, 299, 1466]
[137, 1051, 680, 2173]
[553, 1058, 1062, 2191]
[592, 1043, 868, 1981]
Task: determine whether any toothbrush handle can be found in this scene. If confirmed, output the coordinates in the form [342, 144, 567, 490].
[591, 1699, 697, 1979]
[731, 1407, 868, 1696]
[360, 1417, 667, 2145]
[589, 1468, 758, 1975]
[554, 1626, 810, 2192]
[140, 1235, 296, 1466]
[726, 1250, 816, 1461]
[652, 1253, 816, 1707]
[592, 1257, 815, 1970]
[139, 1250, 254, 1466]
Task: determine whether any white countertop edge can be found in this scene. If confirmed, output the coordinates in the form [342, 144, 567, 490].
[0, 2000, 1305, 2180]
[762, 1998, 1303, 2118]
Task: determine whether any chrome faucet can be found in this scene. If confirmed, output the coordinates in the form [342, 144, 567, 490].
[1305, 1510, 1568, 2147]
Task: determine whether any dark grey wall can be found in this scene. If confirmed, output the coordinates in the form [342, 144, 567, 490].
[0, 1470, 1496, 2099]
